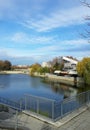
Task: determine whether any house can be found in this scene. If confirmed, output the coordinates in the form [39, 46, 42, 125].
[62, 56, 78, 71]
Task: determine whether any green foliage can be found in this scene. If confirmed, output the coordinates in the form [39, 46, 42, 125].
[53, 62, 60, 70]
[84, 60, 90, 84]
[30, 63, 41, 76]
[76, 57, 90, 84]
[53, 62, 64, 71]
[38, 67, 50, 74]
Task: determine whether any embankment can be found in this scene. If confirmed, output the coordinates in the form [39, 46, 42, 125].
[45, 74, 84, 86]
[0, 70, 25, 74]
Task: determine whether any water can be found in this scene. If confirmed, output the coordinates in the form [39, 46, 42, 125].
[0, 74, 89, 102]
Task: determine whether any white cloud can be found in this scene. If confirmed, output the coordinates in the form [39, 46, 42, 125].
[0, 0, 90, 32]
[21, 6, 90, 32]
[0, 0, 46, 21]
[4, 37, 89, 56]
[22, 39, 89, 55]
[0, 38, 90, 64]
[62, 39, 89, 45]
[10, 32, 55, 44]
[0, 49, 9, 57]
[11, 32, 26, 43]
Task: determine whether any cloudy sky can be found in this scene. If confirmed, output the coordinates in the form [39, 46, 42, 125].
[0, 0, 90, 65]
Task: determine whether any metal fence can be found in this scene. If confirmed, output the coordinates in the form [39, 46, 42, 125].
[0, 96, 25, 111]
[24, 94, 55, 119]
[0, 90, 90, 122]
[24, 90, 90, 121]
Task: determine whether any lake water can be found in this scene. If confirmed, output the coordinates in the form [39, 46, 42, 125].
[0, 74, 89, 102]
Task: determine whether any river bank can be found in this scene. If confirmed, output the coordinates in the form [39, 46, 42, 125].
[32, 73, 84, 86]
[0, 71, 84, 86]
[0, 70, 28, 74]
[44, 74, 84, 86]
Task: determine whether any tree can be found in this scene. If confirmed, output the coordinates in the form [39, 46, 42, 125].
[4, 60, 12, 70]
[0, 60, 4, 70]
[76, 57, 90, 84]
[0, 60, 12, 71]
[38, 67, 50, 75]
[82, 0, 90, 8]
[53, 62, 60, 70]
[30, 63, 41, 76]
[84, 60, 90, 84]
[81, 0, 90, 42]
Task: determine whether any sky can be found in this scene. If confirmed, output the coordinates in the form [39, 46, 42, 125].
[0, 0, 90, 65]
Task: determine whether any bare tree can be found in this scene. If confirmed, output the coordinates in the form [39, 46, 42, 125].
[81, 0, 90, 42]
[81, 0, 90, 7]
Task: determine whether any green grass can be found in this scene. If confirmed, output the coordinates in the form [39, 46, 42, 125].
[30, 108, 49, 117]
[39, 110, 49, 117]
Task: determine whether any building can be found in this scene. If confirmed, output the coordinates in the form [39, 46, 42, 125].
[54, 56, 78, 76]
[62, 56, 78, 71]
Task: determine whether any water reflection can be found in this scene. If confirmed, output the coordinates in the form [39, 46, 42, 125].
[0, 74, 10, 89]
[0, 74, 90, 101]
[29, 76, 42, 88]
[49, 82, 78, 98]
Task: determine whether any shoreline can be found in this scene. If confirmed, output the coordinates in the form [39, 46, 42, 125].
[0, 70, 26, 74]
[0, 71, 84, 86]
[44, 74, 84, 86]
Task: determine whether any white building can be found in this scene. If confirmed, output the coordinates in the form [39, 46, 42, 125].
[62, 56, 78, 71]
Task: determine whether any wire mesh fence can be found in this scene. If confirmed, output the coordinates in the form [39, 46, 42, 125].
[0, 90, 90, 123]
[24, 90, 90, 121]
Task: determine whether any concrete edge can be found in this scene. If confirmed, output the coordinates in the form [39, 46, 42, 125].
[22, 104, 90, 128]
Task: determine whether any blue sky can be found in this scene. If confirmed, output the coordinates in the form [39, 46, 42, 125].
[0, 0, 90, 65]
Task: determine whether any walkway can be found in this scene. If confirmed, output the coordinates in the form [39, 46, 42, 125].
[58, 107, 90, 130]
[14, 105, 90, 130]
[0, 106, 90, 130]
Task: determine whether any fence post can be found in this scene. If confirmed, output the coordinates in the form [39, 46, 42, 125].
[52, 101, 54, 120]
[20, 99, 22, 110]
[15, 110, 18, 130]
[61, 101, 63, 118]
[37, 99, 39, 114]
[87, 91, 90, 104]
[25, 96, 27, 110]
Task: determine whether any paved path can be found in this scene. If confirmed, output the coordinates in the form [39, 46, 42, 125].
[16, 106, 90, 130]
[0, 106, 90, 130]
[58, 107, 90, 130]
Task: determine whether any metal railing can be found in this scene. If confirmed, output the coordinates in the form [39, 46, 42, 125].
[24, 94, 55, 119]
[24, 90, 90, 121]
[0, 96, 25, 110]
[56, 90, 90, 120]
[0, 90, 90, 121]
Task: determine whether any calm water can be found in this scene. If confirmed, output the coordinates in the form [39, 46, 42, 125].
[0, 74, 89, 101]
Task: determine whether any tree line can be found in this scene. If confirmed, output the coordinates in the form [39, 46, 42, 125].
[30, 57, 64, 76]
[0, 60, 12, 71]
[30, 57, 90, 85]
[77, 57, 90, 85]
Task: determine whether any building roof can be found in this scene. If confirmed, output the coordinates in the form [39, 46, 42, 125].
[62, 56, 78, 64]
